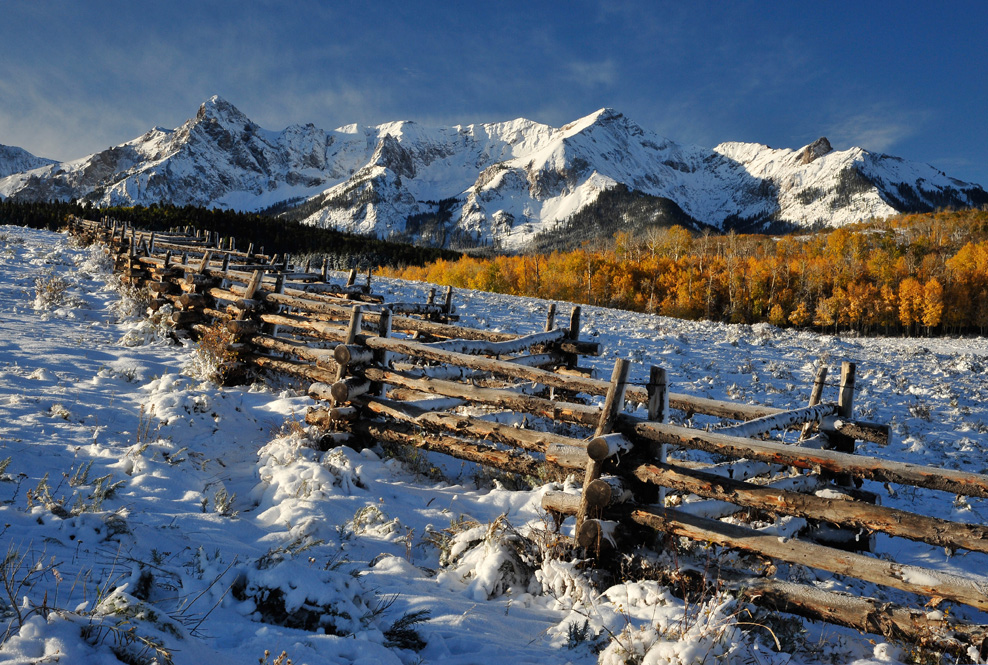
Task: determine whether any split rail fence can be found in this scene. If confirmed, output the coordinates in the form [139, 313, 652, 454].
[70, 216, 988, 657]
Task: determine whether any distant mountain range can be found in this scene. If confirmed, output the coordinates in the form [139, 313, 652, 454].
[2, 96, 985, 250]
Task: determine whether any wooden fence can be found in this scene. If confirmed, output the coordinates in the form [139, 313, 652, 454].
[70, 216, 988, 657]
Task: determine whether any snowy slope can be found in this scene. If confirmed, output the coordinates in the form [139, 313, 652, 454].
[0, 144, 57, 179]
[3, 226, 988, 664]
[2, 98, 986, 250]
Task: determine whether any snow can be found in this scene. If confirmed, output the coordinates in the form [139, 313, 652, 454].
[3, 99, 984, 249]
[3, 225, 988, 664]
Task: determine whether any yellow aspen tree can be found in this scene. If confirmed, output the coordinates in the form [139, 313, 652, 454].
[788, 302, 812, 327]
[922, 277, 944, 332]
[898, 277, 924, 332]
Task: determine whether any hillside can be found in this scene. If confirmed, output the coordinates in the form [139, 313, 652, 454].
[1, 97, 984, 251]
[2, 225, 988, 664]
[0, 144, 56, 179]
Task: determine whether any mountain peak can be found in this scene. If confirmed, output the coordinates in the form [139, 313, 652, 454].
[798, 137, 833, 164]
[562, 107, 623, 132]
[196, 95, 248, 125]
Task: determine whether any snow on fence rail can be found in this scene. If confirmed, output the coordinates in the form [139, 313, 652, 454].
[70, 216, 988, 657]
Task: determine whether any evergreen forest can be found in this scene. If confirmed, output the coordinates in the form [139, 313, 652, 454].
[0, 200, 460, 268]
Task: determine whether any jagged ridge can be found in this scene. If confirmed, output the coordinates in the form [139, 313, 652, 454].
[1, 96, 984, 250]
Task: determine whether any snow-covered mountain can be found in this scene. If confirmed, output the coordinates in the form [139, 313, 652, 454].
[0, 144, 57, 178]
[1, 96, 985, 249]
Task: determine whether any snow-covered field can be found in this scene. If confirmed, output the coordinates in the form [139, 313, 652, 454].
[2, 225, 988, 664]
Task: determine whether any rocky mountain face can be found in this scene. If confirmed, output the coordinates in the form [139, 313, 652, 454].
[2, 96, 985, 250]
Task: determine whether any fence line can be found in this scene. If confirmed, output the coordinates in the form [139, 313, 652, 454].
[69, 216, 988, 657]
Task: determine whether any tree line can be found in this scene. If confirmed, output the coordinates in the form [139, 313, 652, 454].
[383, 208, 988, 336]
[0, 200, 461, 268]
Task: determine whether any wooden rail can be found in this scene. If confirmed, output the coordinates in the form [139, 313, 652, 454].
[68, 215, 988, 654]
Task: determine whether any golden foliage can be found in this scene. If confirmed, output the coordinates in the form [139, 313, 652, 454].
[382, 208, 988, 335]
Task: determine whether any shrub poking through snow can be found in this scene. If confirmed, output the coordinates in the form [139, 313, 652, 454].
[382, 609, 431, 651]
[440, 514, 541, 600]
[184, 321, 242, 384]
[82, 589, 180, 665]
[33, 268, 69, 311]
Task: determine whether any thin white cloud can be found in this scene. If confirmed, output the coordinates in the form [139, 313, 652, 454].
[826, 107, 930, 153]
[565, 59, 619, 88]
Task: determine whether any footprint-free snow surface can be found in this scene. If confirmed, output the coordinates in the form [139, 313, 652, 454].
[2, 225, 988, 665]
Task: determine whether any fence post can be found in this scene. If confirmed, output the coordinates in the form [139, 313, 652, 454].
[442, 286, 454, 323]
[800, 364, 829, 441]
[647, 366, 669, 506]
[566, 306, 582, 369]
[335, 305, 363, 383]
[827, 362, 857, 484]
[372, 308, 393, 397]
[576, 358, 631, 538]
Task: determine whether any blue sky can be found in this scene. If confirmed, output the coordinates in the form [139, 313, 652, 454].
[2, 0, 986, 186]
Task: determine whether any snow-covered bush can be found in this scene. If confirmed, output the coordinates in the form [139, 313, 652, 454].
[182, 321, 241, 384]
[32, 268, 69, 311]
[437, 514, 541, 600]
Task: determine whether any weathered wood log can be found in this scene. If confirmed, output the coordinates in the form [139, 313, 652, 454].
[715, 403, 838, 439]
[226, 319, 258, 335]
[586, 432, 634, 461]
[147, 281, 173, 294]
[330, 377, 371, 403]
[330, 406, 359, 422]
[179, 293, 206, 309]
[636, 555, 988, 659]
[201, 307, 233, 323]
[355, 335, 603, 397]
[632, 506, 988, 611]
[246, 334, 339, 371]
[544, 443, 590, 470]
[555, 366, 597, 378]
[634, 462, 988, 555]
[371, 308, 392, 396]
[261, 290, 507, 339]
[393, 353, 563, 377]
[352, 419, 547, 478]
[629, 420, 988, 498]
[542, 491, 584, 516]
[242, 269, 264, 300]
[305, 406, 361, 433]
[800, 365, 829, 440]
[565, 306, 581, 368]
[245, 353, 338, 384]
[305, 408, 336, 430]
[256, 312, 351, 341]
[830, 361, 857, 453]
[419, 328, 569, 356]
[344, 306, 362, 345]
[647, 366, 671, 505]
[675, 472, 821, 521]
[334, 344, 375, 367]
[359, 396, 584, 454]
[542, 478, 626, 516]
[169, 310, 202, 325]
[425, 328, 569, 356]
[576, 519, 619, 550]
[825, 418, 891, 447]
[578, 359, 631, 533]
[354, 334, 876, 439]
[359, 366, 602, 426]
